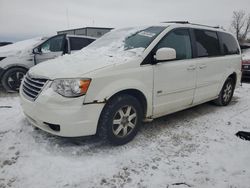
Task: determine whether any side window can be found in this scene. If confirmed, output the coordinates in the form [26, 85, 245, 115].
[219, 32, 240, 55]
[69, 37, 94, 51]
[40, 35, 64, 53]
[156, 29, 192, 60]
[194, 30, 221, 57]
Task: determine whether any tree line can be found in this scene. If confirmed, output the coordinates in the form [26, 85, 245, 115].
[231, 10, 250, 43]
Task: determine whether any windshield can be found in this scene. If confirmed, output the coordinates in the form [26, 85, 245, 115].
[86, 26, 166, 55]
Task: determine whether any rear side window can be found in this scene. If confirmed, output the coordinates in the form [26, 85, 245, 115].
[69, 37, 95, 51]
[156, 29, 192, 60]
[219, 32, 240, 55]
[194, 30, 221, 57]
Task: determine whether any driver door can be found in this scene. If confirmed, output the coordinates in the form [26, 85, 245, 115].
[153, 28, 197, 117]
[34, 35, 66, 64]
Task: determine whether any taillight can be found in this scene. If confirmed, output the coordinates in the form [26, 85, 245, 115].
[242, 60, 250, 64]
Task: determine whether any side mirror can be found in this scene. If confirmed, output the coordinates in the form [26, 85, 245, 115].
[33, 47, 41, 54]
[154, 48, 176, 62]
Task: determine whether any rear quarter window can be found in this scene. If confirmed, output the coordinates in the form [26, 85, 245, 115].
[69, 37, 95, 51]
[218, 32, 240, 55]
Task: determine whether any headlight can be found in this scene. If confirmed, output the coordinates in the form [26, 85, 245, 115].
[51, 78, 91, 97]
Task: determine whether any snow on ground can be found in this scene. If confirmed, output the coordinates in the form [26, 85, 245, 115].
[0, 82, 250, 188]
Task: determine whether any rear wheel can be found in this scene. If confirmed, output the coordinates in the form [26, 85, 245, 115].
[97, 94, 143, 145]
[214, 77, 235, 106]
[1, 67, 27, 92]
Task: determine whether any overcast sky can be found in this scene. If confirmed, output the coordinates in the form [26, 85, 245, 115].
[0, 0, 250, 42]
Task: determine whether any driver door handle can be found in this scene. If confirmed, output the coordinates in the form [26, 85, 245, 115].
[199, 64, 207, 69]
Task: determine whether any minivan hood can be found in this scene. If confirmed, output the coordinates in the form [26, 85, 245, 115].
[0, 37, 45, 57]
[29, 49, 142, 80]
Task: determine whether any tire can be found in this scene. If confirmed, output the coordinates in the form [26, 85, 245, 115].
[1, 67, 27, 92]
[213, 77, 235, 106]
[97, 94, 143, 145]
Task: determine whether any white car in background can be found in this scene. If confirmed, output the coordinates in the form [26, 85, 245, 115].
[20, 22, 241, 145]
[0, 34, 96, 92]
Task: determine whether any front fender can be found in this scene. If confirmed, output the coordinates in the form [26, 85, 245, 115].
[84, 66, 153, 117]
[0, 55, 34, 70]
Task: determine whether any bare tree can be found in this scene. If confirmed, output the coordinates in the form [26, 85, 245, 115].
[231, 10, 250, 41]
[242, 14, 250, 39]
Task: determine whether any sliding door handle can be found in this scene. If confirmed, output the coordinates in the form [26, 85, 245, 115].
[187, 65, 196, 71]
[199, 64, 207, 69]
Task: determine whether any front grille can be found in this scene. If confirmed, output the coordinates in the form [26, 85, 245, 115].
[22, 74, 48, 101]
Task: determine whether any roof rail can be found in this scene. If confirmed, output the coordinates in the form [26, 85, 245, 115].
[162, 21, 221, 29]
[189, 22, 220, 29]
[162, 21, 189, 24]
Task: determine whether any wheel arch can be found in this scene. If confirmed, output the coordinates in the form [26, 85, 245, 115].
[1, 65, 29, 77]
[96, 89, 147, 145]
[0, 66, 29, 91]
[214, 72, 237, 106]
[228, 72, 237, 86]
[103, 89, 148, 119]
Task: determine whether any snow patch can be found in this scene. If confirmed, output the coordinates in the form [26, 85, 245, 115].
[0, 37, 46, 57]
[1, 84, 250, 187]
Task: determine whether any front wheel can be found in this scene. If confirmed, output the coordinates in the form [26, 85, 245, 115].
[97, 94, 143, 145]
[214, 77, 235, 106]
[1, 67, 27, 92]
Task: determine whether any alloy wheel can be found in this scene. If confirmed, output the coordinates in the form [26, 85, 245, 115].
[7, 71, 25, 91]
[223, 82, 233, 103]
[112, 105, 137, 138]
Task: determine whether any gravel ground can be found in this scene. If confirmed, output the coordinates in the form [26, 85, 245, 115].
[0, 81, 250, 188]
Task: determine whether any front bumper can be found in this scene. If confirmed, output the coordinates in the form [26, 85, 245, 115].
[20, 86, 105, 137]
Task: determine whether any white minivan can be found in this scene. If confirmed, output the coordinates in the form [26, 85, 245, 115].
[0, 34, 95, 92]
[20, 22, 241, 145]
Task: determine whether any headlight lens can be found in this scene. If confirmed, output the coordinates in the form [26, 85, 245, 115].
[51, 78, 91, 97]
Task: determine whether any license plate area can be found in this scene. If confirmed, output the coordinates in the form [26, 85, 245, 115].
[243, 65, 249, 70]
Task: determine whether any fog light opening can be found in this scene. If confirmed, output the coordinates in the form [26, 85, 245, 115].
[44, 122, 60, 132]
